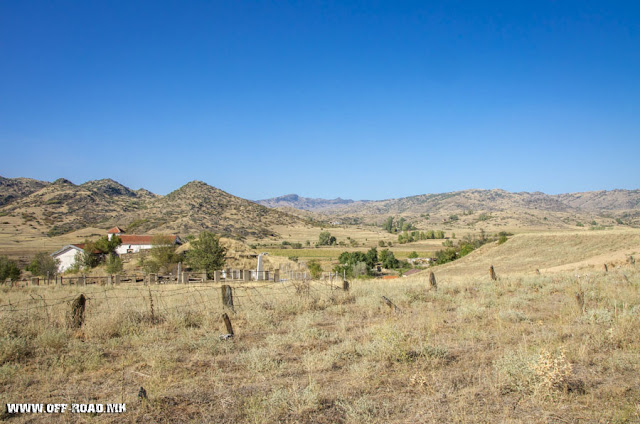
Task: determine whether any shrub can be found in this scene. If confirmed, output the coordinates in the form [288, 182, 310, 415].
[0, 256, 21, 281]
[307, 260, 322, 279]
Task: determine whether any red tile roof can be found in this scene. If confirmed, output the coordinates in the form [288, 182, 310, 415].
[118, 235, 179, 245]
[107, 226, 124, 234]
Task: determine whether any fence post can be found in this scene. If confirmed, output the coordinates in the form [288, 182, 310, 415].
[429, 272, 437, 290]
[221, 285, 234, 311]
[489, 265, 497, 281]
[604, 264, 608, 272]
[342, 280, 350, 291]
[181, 272, 188, 284]
[265, 270, 270, 281]
[222, 313, 234, 336]
[69, 294, 86, 328]
[31, 277, 39, 286]
[381, 296, 401, 313]
[244, 270, 251, 282]
[274, 269, 280, 282]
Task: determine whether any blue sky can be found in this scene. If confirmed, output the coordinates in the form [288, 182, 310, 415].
[1, 1, 639, 200]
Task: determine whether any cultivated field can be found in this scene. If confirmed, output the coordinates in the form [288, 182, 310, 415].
[1, 263, 639, 423]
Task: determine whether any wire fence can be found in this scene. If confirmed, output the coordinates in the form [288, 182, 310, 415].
[0, 279, 350, 328]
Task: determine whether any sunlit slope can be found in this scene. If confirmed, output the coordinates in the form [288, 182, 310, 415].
[432, 230, 640, 277]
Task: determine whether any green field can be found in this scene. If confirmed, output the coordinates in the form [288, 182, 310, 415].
[262, 247, 435, 261]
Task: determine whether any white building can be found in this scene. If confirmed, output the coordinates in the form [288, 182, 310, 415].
[51, 244, 85, 273]
[107, 227, 181, 254]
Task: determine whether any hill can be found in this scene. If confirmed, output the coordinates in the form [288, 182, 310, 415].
[257, 193, 362, 211]
[0, 178, 155, 237]
[0, 176, 49, 207]
[0, 178, 305, 243]
[427, 229, 640, 278]
[114, 181, 304, 238]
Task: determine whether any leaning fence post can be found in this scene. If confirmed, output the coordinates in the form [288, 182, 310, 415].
[489, 265, 497, 281]
[69, 294, 86, 328]
[604, 264, 608, 273]
[221, 284, 234, 311]
[222, 313, 234, 336]
[381, 296, 401, 313]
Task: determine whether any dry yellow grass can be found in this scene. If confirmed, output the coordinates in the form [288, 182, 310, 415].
[1, 260, 639, 423]
[433, 229, 640, 278]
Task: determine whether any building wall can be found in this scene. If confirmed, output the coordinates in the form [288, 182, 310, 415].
[55, 248, 81, 273]
[115, 244, 153, 255]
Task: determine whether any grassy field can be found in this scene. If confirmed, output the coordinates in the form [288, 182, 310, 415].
[1, 262, 639, 423]
[435, 229, 640, 278]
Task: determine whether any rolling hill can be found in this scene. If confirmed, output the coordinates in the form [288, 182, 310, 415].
[0, 177, 305, 241]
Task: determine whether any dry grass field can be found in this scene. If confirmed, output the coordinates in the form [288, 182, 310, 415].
[434, 229, 640, 278]
[1, 261, 639, 423]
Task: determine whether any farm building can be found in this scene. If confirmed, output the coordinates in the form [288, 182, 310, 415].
[50, 244, 100, 273]
[115, 234, 181, 255]
[106, 227, 182, 254]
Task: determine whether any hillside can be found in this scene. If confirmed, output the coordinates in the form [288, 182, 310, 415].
[0, 178, 155, 237]
[428, 229, 640, 277]
[259, 189, 640, 230]
[0, 178, 306, 245]
[257, 193, 362, 211]
[113, 181, 305, 238]
[0, 176, 49, 207]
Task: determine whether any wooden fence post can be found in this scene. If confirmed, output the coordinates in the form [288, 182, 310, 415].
[342, 280, 350, 291]
[69, 294, 86, 328]
[381, 296, 401, 313]
[221, 285, 234, 311]
[429, 271, 437, 290]
[604, 264, 608, 272]
[489, 265, 497, 281]
[222, 313, 234, 336]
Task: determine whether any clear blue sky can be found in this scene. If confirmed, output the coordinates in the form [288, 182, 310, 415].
[1, 1, 639, 200]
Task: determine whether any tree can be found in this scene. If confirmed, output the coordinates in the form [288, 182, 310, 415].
[379, 249, 400, 269]
[149, 234, 178, 272]
[307, 260, 322, 279]
[105, 254, 123, 273]
[26, 252, 60, 276]
[76, 235, 122, 270]
[383, 217, 394, 233]
[318, 231, 336, 246]
[0, 256, 21, 281]
[185, 232, 227, 278]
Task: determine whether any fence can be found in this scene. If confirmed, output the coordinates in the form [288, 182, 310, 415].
[0, 279, 351, 332]
[1, 268, 309, 288]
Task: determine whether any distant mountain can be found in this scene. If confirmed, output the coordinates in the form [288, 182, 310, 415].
[552, 190, 640, 211]
[257, 194, 364, 211]
[260, 189, 640, 216]
[0, 176, 49, 206]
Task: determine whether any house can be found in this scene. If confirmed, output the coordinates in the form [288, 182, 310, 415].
[50, 243, 103, 273]
[115, 234, 181, 255]
[51, 244, 84, 273]
[106, 227, 182, 254]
